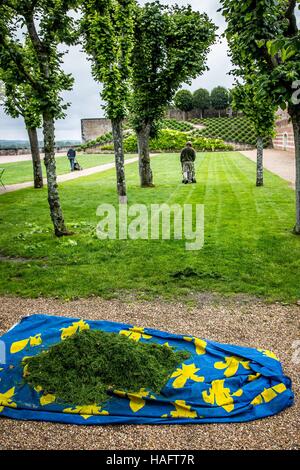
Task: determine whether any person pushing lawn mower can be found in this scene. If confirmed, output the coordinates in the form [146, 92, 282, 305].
[180, 141, 196, 184]
[67, 148, 83, 172]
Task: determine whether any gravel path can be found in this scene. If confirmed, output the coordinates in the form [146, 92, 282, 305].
[240, 149, 295, 188]
[0, 157, 138, 194]
[0, 295, 299, 450]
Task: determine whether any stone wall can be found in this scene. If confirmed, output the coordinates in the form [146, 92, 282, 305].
[273, 110, 295, 152]
[166, 108, 235, 120]
[0, 148, 31, 156]
[81, 118, 112, 142]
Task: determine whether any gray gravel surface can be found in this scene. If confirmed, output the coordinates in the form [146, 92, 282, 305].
[0, 295, 299, 450]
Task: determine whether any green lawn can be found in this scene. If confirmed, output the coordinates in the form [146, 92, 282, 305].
[0, 153, 125, 185]
[0, 152, 299, 302]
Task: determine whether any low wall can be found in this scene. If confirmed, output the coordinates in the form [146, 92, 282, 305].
[225, 142, 256, 151]
[166, 108, 238, 120]
[0, 146, 80, 158]
[0, 148, 31, 156]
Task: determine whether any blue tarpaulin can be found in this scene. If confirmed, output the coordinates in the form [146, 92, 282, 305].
[0, 314, 294, 425]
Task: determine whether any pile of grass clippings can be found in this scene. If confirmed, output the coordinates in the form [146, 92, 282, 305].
[23, 329, 190, 405]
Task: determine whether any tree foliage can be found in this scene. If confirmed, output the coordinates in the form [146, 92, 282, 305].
[210, 86, 229, 111]
[0, 1, 78, 120]
[193, 88, 211, 112]
[130, 1, 217, 132]
[174, 90, 194, 113]
[231, 82, 276, 139]
[81, 0, 135, 121]
[219, 0, 300, 110]
[219, 0, 300, 232]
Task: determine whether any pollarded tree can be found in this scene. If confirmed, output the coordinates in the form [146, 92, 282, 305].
[174, 90, 194, 118]
[0, 0, 78, 236]
[219, 0, 300, 234]
[0, 76, 43, 188]
[193, 88, 210, 118]
[210, 86, 229, 117]
[81, 0, 136, 202]
[232, 82, 276, 186]
[130, 2, 217, 187]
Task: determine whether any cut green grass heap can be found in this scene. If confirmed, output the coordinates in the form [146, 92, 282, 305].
[23, 329, 190, 405]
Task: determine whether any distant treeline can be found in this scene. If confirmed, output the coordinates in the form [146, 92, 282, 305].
[0, 140, 81, 149]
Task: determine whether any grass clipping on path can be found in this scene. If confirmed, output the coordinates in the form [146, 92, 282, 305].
[23, 329, 190, 405]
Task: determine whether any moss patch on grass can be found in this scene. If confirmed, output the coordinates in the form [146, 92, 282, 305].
[23, 329, 190, 405]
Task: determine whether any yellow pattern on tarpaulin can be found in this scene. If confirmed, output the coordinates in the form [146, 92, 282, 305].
[40, 393, 56, 406]
[63, 404, 109, 420]
[119, 326, 152, 342]
[183, 336, 207, 355]
[214, 356, 251, 377]
[10, 334, 42, 354]
[60, 320, 90, 340]
[114, 388, 156, 412]
[162, 400, 198, 419]
[258, 349, 279, 361]
[0, 387, 17, 412]
[248, 373, 261, 382]
[251, 383, 287, 406]
[202, 379, 243, 413]
[171, 363, 205, 388]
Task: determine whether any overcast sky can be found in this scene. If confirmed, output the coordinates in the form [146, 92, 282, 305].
[0, 0, 233, 141]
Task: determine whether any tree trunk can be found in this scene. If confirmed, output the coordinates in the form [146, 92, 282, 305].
[256, 136, 264, 187]
[137, 122, 154, 188]
[27, 127, 43, 188]
[111, 118, 127, 202]
[218, 110, 221, 118]
[289, 105, 300, 234]
[200, 109, 203, 119]
[43, 112, 69, 236]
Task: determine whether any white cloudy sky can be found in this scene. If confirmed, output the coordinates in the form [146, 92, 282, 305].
[0, 0, 232, 141]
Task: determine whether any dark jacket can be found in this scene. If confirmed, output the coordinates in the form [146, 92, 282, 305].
[180, 146, 196, 163]
[67, 148, 76, 159]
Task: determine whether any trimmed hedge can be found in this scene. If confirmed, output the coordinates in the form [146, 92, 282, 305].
[161, 119, 194, 132]
[102, 129, 233, 152]
[190, 117, 270, 147]
[79, 131, 114, 151]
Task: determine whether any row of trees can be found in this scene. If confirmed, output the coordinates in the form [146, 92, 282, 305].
[1, 1, 299, 236]
[0, 0, 216, 236]
[174, 86, 230, 118]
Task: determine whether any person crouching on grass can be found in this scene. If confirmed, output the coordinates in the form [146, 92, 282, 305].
[180, 141, 196, 184]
